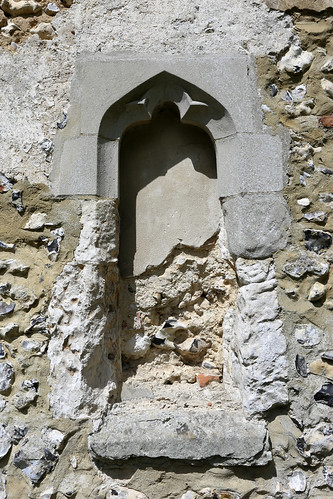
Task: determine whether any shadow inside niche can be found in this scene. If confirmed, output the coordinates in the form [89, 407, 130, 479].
[118, 101, 217, 277]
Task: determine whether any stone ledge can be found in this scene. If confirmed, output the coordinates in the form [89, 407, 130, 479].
[89, 409, 271, 466]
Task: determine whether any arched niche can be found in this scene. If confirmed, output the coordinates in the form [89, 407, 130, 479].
[52, 54, 289, 260]
[97, 71, 234, 201]
[118, 101, 220, 276]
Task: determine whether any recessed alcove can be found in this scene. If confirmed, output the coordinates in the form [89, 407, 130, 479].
[119, 101, 219, 276]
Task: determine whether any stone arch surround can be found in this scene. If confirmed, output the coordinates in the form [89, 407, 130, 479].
[48, 54, 290, 467]
[52, 53, 290, 259]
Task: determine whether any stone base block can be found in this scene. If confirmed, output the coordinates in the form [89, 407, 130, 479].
[90, 408, 271, 466]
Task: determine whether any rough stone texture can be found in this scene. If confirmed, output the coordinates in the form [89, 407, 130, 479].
[0, 362, 14, 393]
[223, 259, 288, 415]
[52, 53, 289, 263]
[265, 0, 332, 12]
[14, 430, 62, 484]
[90, 409, 271, 466]
[48, 200, 121, 418]
[119, 242, 238, 400]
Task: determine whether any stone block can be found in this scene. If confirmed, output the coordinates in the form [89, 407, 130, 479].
[90, 409, 271, 466]
[222, 192, 290, 258]
[216, 133, 284, 197]
[223, 262, 288, 415]
[57, 135, 98, 195]
[97, 139, 119, 198]
[73, 54, 262, 137]
[74, 199, 119, 264]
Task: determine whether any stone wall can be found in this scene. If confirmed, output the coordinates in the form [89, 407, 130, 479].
[0, 1, 333, 498]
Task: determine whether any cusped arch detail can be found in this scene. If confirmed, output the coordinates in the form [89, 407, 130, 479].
[51, 54, 289, 259]
[98, 70, 235, 142]
[97, 71, 235, 199]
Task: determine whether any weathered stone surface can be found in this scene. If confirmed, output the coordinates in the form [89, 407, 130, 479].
[121, 124, 221, 275]
[295, 323, 322, 347]
[323, 466, 333, 489]
[308, 282, 326, 302]
[53, 54, 287, 228]
[23, 212, 47, 231]
[265, 0, 332, 12]
[45, 2, 59, 16]
[223, 193, 290, 259]
[303, 211, 327, 223]
[277, 45, 314, 74]
[0, 323, 19, 339]
[321, 59, 333, 73]
[10, 285, 37, 311]
[319, 116, 333, 128]
[1, 19, 19, 36]
[122, 333, 151, 360]
[181, 492, 198, 499]
[90, 409, 271, 466]
[13, 379, 39, 410]
[0, 0, 330, 496]
[0, 362, 14, 393]
[48, 263, 119, 418]
[310, 360, 333, 380]
[314, 383, 333, 406]
[297, 424, 333, 462]
[236, 258, 274, 285]
[223, 263, 288, 415]
[0, 425, 11, 458]
[48, 199, 120, 418]
[11, 190, 24, 213]
[0, 241, 15, 252]
[216, 133, 284, 197]
[0, 300, 14, 316]
[288, 470, 307, 492]
[30, 23, 55, 40]
[14, 430, 61, 484]
[196, 373, 222, 388]
[0, 473, 5, 499]
[0, 0, 42, 17]
[304, 229, 332, 253]
[322, 351, 333, 361]
[6, 260, 30, 277]
[107, 487, 148, 499]
[283, 255, 329, 279]
[321, 78, 333, 99]
[0, 0, 294, 182]
[74, 200, 118, 264]
[296, 354, 308, 378]
[9, 424, 27, 445]
[0, 174, 12, 193]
